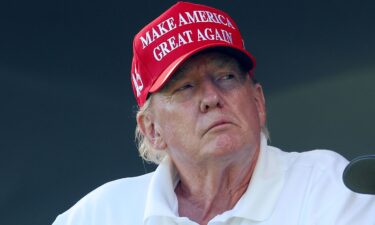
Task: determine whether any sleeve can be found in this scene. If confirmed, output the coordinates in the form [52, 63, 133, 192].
[51, 201, 92, 225]
[305, 151, 375, 225]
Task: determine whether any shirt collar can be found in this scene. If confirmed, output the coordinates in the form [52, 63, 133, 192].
[143, 155, 179, 222]
[227, 134, 286, 222]
[143, 134, 286, 223]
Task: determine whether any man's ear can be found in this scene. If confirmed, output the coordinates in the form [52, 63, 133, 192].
[253, 83, 267, 127]
[136, 113, 167, 150]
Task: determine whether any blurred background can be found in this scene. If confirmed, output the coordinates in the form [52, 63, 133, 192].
[1, 0, 374, 224]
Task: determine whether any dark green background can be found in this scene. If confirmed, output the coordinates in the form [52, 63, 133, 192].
[1, 0, 374, 225]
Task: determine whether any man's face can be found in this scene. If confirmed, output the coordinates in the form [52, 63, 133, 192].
[141, 51, 266, 166]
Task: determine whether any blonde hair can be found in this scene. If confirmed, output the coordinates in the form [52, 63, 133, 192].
[135, 96, 168, 164]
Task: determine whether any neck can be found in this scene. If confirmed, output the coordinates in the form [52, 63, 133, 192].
[174, 148, 259, 225]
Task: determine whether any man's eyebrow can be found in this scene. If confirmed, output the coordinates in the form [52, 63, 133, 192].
[160, 67, 188, 91]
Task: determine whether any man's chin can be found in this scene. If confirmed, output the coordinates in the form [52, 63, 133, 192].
[203, 134, 243, 157]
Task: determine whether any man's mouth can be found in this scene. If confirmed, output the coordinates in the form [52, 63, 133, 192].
[203, 120, 233, 136]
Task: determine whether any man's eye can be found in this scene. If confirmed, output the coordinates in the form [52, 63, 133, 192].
[220, 74, 236, 81]
[175, 84, 193, 92]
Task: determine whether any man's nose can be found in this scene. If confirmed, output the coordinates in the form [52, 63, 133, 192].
[199, 81, 222, 113]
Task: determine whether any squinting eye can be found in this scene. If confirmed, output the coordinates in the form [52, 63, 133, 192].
[220, 74, 236, 80]
[175, 83, 193, 92]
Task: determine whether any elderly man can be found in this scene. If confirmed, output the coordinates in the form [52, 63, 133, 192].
[53, 2, 375, 225]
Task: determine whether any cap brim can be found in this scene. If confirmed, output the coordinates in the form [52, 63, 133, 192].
[149, 43, 255, 93]
[343, 154, 375, 194]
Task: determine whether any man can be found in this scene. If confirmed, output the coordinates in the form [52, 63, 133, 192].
[53, 2, 375, 225]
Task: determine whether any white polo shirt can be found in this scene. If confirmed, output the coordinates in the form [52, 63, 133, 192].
[52, 136, 375, 225]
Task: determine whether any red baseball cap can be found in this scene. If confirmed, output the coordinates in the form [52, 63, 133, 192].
[131, 1, 256, 106]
